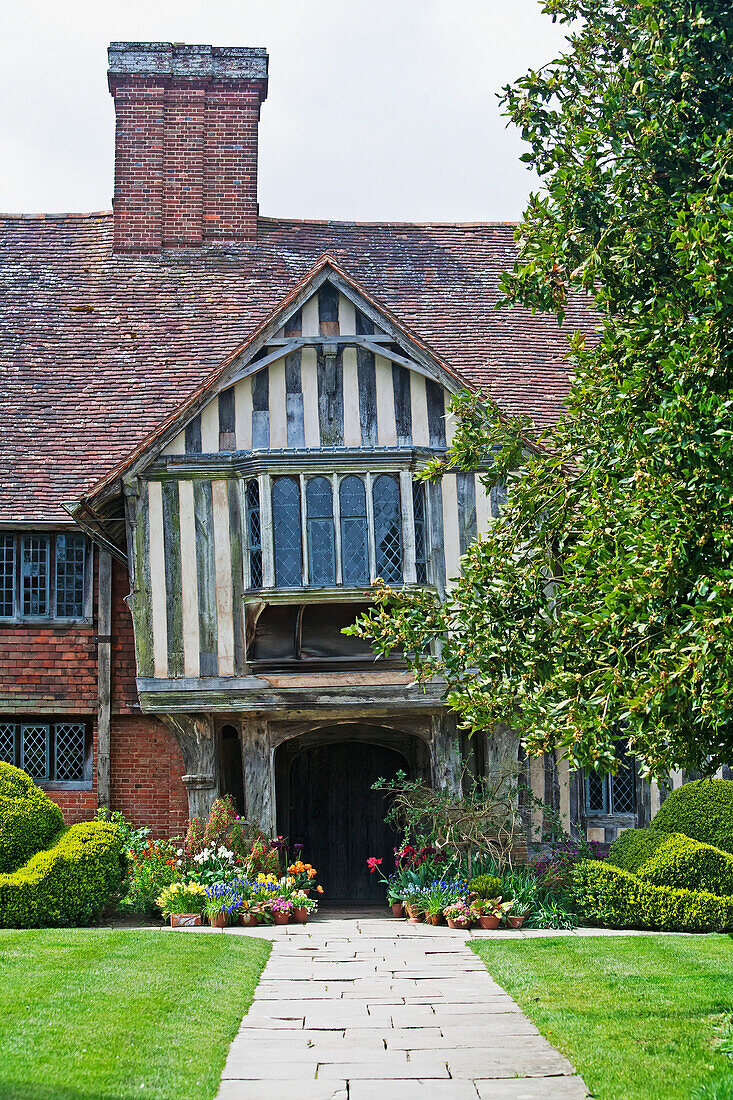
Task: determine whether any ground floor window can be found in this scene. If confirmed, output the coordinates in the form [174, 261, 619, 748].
[0, 719, 91, 786]
[585, 743, 636, 814]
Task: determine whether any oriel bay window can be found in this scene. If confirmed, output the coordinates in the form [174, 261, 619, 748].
[244, 473, 428, 590]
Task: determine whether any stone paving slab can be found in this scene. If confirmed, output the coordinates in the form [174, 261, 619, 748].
[216, 917, 589, 1098]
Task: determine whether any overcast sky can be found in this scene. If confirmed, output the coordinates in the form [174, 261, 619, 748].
[1, 0, 570, 222]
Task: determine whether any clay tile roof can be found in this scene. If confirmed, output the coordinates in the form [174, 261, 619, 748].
[0, 212, 593, 522]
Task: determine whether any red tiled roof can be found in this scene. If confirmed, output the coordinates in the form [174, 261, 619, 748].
[0, 211, 592, 522]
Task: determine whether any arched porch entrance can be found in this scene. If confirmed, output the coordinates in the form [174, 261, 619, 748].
[275, 724, 430, 902]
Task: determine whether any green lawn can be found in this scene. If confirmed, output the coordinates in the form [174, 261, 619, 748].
[472, 934, 733, 1100]
[0, 929, 270, 1100]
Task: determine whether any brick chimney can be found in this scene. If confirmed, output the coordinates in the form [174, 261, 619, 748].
[108, 42, 268, 252]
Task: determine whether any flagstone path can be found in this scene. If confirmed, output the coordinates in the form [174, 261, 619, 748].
[216, 917, 588, 1099]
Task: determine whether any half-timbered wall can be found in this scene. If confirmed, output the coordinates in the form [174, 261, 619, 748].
[127, 285, 506, 681]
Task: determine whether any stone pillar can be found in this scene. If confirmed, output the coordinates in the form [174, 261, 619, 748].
[431, 712, 462, 796]
[159, 713, 219, 821]
[241, 718, 275, 835]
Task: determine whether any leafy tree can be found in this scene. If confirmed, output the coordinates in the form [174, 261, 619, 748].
[350, 0, 733, 781]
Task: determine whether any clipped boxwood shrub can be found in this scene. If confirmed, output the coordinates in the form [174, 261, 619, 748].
[0, 821, 123, 928]
[0, 762, 64, 874]
[609, 828, 733, 897]
[572, 859, 733, 933]
[651, 778, 733, 854]
[470, 875, 504, 899]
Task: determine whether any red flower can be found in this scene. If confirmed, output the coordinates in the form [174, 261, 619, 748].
[366, 857, 383, 873]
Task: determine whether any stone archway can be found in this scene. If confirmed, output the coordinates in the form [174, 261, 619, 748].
[275, 724, 430, 902]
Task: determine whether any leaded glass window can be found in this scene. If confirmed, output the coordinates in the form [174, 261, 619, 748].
[339, 476, 369, 585]
[0, 536, 14, 616]
[245, 480, 263, 588]
[372, 474, 403, 584]
[413, 481, 428, 584]
[585, 743, 636, 814]
[21, 724, 50, 781]
[306, 477, 336, 586]
[0, 721, 89, 783]
[0, 724, 15, 765]
[55, 533, 86, 618]
[53, 724, 86, 782]
[21, 536, 49, 616]
[272, 477, 303, 587]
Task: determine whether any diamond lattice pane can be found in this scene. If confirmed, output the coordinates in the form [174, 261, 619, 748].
[372, 475, 403, 584]
[245, 481, 263, 587]
[0, 724, 15, 765]
[55, 533, 86, 617]
[585, 772, 607, 813]
[0, 535, 14, 616]
[340, 477, 369, 585]
[272, 477, 303, 587]
[612, 757, 636, 813]
[54, 724, 86, 781]
[21, 725, 49, 780]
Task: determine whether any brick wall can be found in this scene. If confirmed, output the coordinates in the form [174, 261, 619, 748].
[110, 714, 188, 837]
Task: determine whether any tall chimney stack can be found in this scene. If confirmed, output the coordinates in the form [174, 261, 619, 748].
[108, 42, 268, 252]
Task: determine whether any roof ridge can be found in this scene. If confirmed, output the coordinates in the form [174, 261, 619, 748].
[0, 210, 519, 229]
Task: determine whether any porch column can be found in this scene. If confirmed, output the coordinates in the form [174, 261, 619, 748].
[431, 712, 462, 796]
[159, 712, 219, 820]
[241, 718, 275, 836]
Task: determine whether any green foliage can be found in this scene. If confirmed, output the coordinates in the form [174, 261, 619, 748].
[652, 779, 733, 854]
[0, 763, 64, 874]
[609, 828, 733, 896]
[350, 0, 733, 781]
[572, 859, 733, 933]
[120, 837, 180, 915]
[470, 874, 503, 899]
[0, 821, 123, 928]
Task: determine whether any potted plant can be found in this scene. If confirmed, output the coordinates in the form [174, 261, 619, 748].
[156, 882, 208, 927]
[269, 895, 294, 925]
[204, 883, 243, 928]
[474, 897, 513, 930]
[443, 899, 476, 930]
[402, 885, 426, 922]
[292, 889, 318, 923]
[507, 901, 530, 929]
[286, 860, 320, 894]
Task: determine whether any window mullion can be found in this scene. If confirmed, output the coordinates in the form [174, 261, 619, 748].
[299, 474, 308, 586]
[259, 473, 275, 587]
[365, 473, 377, 582]
[400, 471, 417, 584]
[332, 474, 342, 585]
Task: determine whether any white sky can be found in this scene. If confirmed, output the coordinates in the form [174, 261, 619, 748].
[0, 0, 570, 222]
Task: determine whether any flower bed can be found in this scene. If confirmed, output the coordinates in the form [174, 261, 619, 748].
[109, 798, 324, 928]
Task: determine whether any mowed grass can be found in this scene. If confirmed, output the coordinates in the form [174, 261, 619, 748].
[472, 934, 733, 1100]
[0, 929, 270, 1100]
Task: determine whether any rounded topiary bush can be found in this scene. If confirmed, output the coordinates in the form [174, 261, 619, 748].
[610, 828, 733, 896]
[0, 762, 64, 874]
[652, 779, 733, 854]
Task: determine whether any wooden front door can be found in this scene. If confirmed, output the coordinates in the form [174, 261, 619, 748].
[277, 740, 407, 902]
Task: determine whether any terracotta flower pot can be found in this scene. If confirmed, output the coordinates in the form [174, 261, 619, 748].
[209, 913, 228, 928]
[293, 907, 309, 923]
[426, 913, 442, 926]
[170, 913, 201, 928]
[479, 914, 500, 930]
[273, 912, 290, 925]
[391, 902, 405, 918]
[239, 913, 257, 927]
[446, 918, 471, 930]
[507, 914, 526, 929]
[406, 905, 423, 921]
